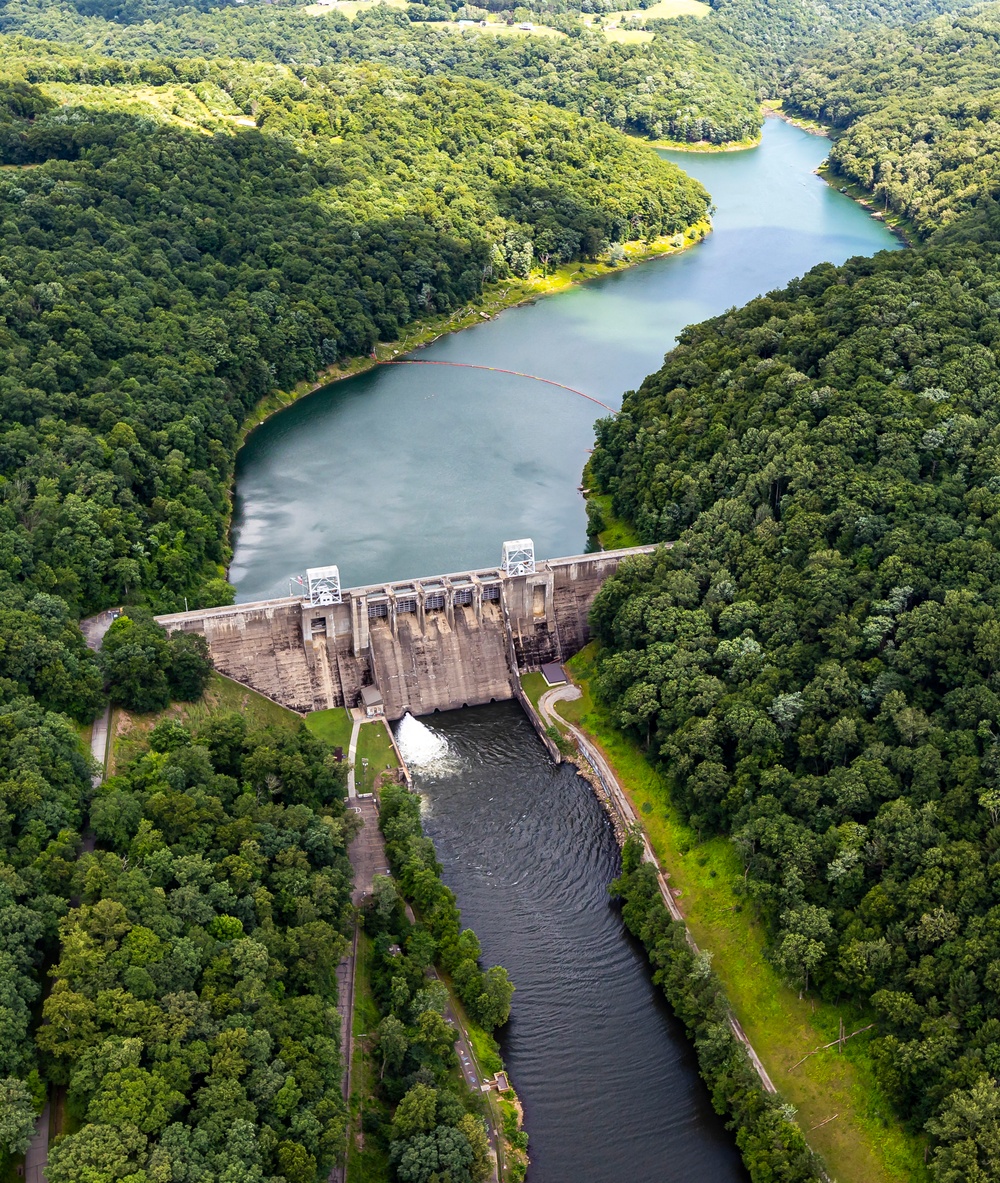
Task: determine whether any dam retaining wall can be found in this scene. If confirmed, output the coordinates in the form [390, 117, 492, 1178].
[156, 546, 657, 719]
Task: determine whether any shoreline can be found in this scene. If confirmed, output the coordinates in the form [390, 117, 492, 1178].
[760, 99, 832, 139]
[759, 101, 916, 245]
[234, 218, 712, 452]
[223, 218, 712, 570]
[645, 132, 761, 153]
[530, 649, 927, 1183]
[817, 164, 918, 247]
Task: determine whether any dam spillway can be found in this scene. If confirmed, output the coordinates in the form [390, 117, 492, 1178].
[155, 545, 657, 718]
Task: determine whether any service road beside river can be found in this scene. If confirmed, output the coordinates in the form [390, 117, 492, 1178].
[234, 116, 903, 1181]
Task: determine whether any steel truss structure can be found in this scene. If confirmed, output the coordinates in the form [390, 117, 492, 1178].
[306, 564, 342, 605]
[501, 538, 535, 576]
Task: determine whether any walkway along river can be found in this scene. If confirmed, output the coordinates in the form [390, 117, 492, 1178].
[232, 119, 903, 1178]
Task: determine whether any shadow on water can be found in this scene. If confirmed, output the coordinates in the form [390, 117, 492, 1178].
[397, 702, 749, 1183]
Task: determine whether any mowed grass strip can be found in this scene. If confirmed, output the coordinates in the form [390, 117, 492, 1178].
[306, 706, 355, 753]
[561, 644, 928, 1183]
[357, 720, 401, 792]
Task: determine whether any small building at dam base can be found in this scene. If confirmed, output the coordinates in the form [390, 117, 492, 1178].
[155, 542, 658, 720]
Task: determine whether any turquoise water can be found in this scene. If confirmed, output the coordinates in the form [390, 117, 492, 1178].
[230, 116, 900, 599]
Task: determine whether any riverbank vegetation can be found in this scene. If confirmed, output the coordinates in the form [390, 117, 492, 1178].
[0, 42, 709, 619]
[611, 831, 824, 1181]
[560, 645, 927, 1182]
[784, 6, 1000, 237]
[347, 784, 516, 1182]
[586, 201, 1000, 1179]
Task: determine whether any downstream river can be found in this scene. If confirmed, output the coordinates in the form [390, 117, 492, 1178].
[233, 119, 902, 1178]
[231, 117, 900, 599]
[396, 707, 746, 1183]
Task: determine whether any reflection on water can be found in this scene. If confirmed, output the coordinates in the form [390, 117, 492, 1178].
[400, 703, 749, 1183]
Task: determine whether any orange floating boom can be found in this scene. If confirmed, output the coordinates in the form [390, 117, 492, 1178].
[377, 358, 618, 414]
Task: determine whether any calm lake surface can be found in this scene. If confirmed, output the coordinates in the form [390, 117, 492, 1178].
[231, 116, 900, 599]
[233, 119, 901, 1179]
[396, 706, 748, 1183]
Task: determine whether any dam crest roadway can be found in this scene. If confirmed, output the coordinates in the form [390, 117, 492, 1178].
[156, 539, 657, 719]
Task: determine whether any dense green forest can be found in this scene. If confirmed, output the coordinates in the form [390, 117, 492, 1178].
[0, 23, 709, 1180]
[0, 0, 983, 148]
[38, 715, 354, 1181]
[587, 201, 1000, 1178]
[0, 45, 707, 616]
[350, 784, 514, 1182]
[7, 0, 1000, 1176]
[785, 4, 1000, 236]
[0, 1, 761, 144]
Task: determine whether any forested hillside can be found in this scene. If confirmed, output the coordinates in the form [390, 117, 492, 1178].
[587, 203, 1000, 1178]
[785, 4, 1000, 235]
[38, 715, 354, 1182]
[0, 45, 707, 616]
[0, 1, 761, 144]
[0, 0, 982, 149]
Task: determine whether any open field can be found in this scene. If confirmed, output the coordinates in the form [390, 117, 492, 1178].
[443, 19, 566, 37]
[602, 26, 655, 42]
[304, 0, 406, 15]
[559, 644, 929, 1183]
[110, 672, 301, 772]
[357, 721, 400, 792]
[612, 0, 709, 16]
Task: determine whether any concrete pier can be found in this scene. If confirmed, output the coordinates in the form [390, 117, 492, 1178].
[156, 546, 658, 719]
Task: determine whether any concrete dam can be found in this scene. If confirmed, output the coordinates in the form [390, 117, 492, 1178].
[156, 543, 657, 719]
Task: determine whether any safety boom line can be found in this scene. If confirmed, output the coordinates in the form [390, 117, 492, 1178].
[377, 358, 617, 413]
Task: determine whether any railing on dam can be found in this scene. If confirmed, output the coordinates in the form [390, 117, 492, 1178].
[155, 544, 661, 718]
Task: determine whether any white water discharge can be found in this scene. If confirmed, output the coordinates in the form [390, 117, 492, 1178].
[395, 713, 462, 777]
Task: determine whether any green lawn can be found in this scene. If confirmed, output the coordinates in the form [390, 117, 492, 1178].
[306, 706, 355, 753]
[111, 672, 301, 772]
[561, 644, 928, 1183]
[356, 721, 400, 793]
[518, 672, 548, 716]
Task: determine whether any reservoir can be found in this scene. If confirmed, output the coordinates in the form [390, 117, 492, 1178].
[232, 118, 903, 1178]
[231, 116, 901, 600]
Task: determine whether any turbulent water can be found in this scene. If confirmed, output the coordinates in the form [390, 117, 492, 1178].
[399, 706, 748, 1183]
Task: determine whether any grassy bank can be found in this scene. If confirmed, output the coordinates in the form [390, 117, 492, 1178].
[357, 721, 400, 792]
[346, 931, 391, 1183]
[761, 100, 831, 139]
[305, 706, 354, 753]
[235, 219, 712, 451]
[559, 644, 928, 1183]
[109, 671, 301, 773]
[647, 133, 761, 152]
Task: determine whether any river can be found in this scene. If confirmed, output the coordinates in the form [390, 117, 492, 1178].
[232, 118, 902, 1179]
[396, 706, 747, 1183]
[230, 116, 900, 600]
